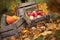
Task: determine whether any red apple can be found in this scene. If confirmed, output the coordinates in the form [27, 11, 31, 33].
[37, 11, 42, 15]
[34, 13, 38, 17]
[31, 11, 38, 17]
[32, 11, 36, 13]
[30, 16, 34, 20]
[30, 12, 34, 16]
[27, 12, 31, 16]
[34, 17, 37, 20]
[41, 12, 46, 16]
[37, 15, 41, 18]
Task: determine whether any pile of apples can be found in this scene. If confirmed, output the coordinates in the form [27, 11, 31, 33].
[27, 10, 46, 20]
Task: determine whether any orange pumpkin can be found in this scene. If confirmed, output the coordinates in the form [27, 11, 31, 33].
[12, 15, 19, 21]
[6, 16, 15, 24]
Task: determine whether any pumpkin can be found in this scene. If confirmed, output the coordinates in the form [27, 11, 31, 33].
[12, 15, 19, 21]
[6, 15, 15, 24]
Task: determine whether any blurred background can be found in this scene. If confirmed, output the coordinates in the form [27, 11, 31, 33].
[0, 0, 60, 40]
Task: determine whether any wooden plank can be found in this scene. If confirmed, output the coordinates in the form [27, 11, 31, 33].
[0, 25, 14, 33]
[0, 30, 18, 38]
[18, 1, 36, 8]
[15, 18, 25, 27]
[18, 22, 27, 32]
[17, 8, 24, 17]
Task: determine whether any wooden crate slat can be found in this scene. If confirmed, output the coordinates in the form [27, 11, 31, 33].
[15, 18, 25, 27]
[1, 30, 17, 38]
